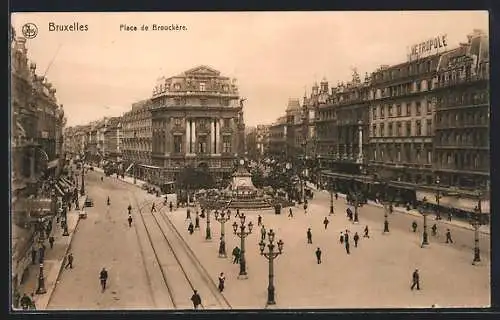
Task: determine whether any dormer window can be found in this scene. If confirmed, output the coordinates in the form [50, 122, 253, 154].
[174, 83, 181, 90]
[200, 82, 206, 91]
[223, 85, 228, 92]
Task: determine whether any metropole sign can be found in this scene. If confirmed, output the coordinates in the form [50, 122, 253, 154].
[407, 34, 448, 61]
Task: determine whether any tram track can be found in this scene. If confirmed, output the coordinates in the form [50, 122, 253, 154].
[128, 188, 231, 310]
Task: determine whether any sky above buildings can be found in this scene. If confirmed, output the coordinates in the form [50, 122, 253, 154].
[11, 11, 488, 127]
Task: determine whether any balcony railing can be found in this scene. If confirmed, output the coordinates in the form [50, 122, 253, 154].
[435, 74, 489, 89]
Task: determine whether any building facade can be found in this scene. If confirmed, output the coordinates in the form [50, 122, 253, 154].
[268, 116, 287, 159]
[149, 65, 245, 184]
[11, 31, 66, 295]
[255, 124, 270, 157]
[121, 99, 153, 177]
[103, 117, 123, 162]
[433, 29, 489, 190]
[368, 53, 442, 187]
[316, 70, 371, 188]
[265, 29, 489, 212]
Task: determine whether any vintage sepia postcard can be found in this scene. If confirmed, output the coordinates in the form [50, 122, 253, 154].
[10, 11, 490, 311]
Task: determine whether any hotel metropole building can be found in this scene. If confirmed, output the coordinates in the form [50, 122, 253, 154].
[432, 30, 489, 192]
[268, 29, 489, 211]
[149, 65, 245, 184]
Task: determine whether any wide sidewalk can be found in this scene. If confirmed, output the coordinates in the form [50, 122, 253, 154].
[15, 196, 86, 311]
[308, 180, 490, 235]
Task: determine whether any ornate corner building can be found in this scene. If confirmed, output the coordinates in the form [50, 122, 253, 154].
[149, 66, 246, 184]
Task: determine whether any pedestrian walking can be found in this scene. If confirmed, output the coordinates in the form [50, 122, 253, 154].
[232, 246, 240, 264]
[31, 248, 37, 265]
[128, 204, 132, 214]
[257, 215, 262, 226]
[363, 226, 370, 238]
[20, 293, 31, 310]
[345, 240, 350, 255]
[261, 225, 266, 241]
[49, 236, 55, 249]
[315, 247, 322, 264]
[100, 267, 108, 292]
[218, 272, 226, 292]
[188, 222, 194, 235]
[191, 290, 202, 309]
[335, 193, 338, 200]
[344, 229, 349, 243]
[186, 208, 191, 220]
[410, 269, 420, 290]
[304, 202, 308, 214]
[29, 293, 36, 310]
[151, 203, 156, 213]
[65, 253, 74, 269]
[323, 217, 329, 230]
[307, 228, 313, 244]
[339, 232, 344, 245]
[195, 214, 200, 229]
[288, 208, 293, 218]
[412, 221, 418, 232]
[431, 224, 437, 236]
[107, 196, 111, 206]
[128, 214, 133, 228]
[447, 212, 452, 222]
[445, 229, 453, 244]
[169, 201, 173, 212]
[353, 232, 360, 247]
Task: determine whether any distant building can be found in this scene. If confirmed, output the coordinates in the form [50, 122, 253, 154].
[121, 99, 153, 178]
[149, 65, 245, 184]
[255, 124, 270, 157]
[103, 117, 123, 162]
[268, 116, 287, 159]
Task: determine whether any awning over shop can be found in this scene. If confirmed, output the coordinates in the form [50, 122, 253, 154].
[125, 163, 134, 173]
[54, 183, 65, 197]
[416, 190, 490, 214]
[47, 159, 59, 169]
[12, 198, 54, 216]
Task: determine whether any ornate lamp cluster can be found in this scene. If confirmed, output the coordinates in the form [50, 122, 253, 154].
[232, 213, 253, 278]
[259, 229, 284, 305]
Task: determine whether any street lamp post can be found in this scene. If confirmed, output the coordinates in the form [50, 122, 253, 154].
[232, 213, 253, 279]
[382, 182, 390, 233]
[435, 176, 441, 220]
[35, 218, 47, 294]
[215, 209, 231, 258]
[351, 189, 363, 223]
[418, 201, 429, 247]
[62, 205, 69, 236]
[259, 229, 284, 306]
[205, 208, 212, 241]
[80, 164, 85, 196]
[329, 180, 334, 215]
[133, 162, 137, 184]
[471, 193, 483, 265]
